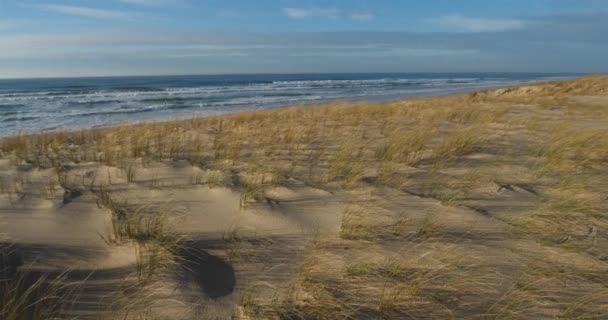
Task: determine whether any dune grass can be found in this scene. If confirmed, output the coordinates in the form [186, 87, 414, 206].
[1, 75, 608, 319]
[1, 244, 83, 320]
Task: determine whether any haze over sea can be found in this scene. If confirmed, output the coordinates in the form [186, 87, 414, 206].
[0, 73, 575, 136]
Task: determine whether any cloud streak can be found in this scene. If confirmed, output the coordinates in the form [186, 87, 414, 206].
[289, 47, 478, 58]
[118, 0, 174, 7]
[0, 20, 22, 31]
[437, 14, 526, 32]
[350, 13, 375, 21]
[35, 4, 133, 19]
[284, 8, 373, 21]
[284, 8, 339, 19]
[1, 12, 607, 77]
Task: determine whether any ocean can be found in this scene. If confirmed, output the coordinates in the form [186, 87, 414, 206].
[0, 73, 576, 136]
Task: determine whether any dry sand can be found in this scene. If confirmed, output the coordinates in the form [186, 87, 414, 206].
[1, 75, 608, 319]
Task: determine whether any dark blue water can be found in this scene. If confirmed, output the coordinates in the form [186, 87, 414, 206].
[0, 73, 577, 136]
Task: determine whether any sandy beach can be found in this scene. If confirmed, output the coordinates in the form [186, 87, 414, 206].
[1, 75, 608, 319]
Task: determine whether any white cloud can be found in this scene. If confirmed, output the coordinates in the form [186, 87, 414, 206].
[284, 8, 338, 19]
[290, 47, 478, 57]
[351, 13, 374, 21]
[118, 0, 173, 7]
[437, 14, 526, 32]
[0, 20, 19, 31]
[36, 4, 132, 19]
[164, 52, 249, 58]
[284, 8, 374, 21]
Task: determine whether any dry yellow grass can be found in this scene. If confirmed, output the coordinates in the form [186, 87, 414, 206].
[1, 75, 608, 319]
[1, 244, 83, 320]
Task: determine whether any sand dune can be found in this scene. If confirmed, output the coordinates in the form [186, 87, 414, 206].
[1, 76, 608, 319]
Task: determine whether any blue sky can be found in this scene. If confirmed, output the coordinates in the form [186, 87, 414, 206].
[0, 0, 607, 78]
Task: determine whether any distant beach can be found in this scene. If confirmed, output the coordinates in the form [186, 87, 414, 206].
[0, 73, 576, 136]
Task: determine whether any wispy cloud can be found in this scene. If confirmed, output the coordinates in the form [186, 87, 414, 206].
[118, 0, 174, 7]
[284, 8, 339, 19]
[0, 19, 24, 31]
[164, 52, 249, 58]
[2, 18, 608, 77]
[290, 47, 478, 57]
[437, 14, 526, 32]
[350, 12, 374, 21]
[284, 8, 374, 21]
[35, 4, 133, 19]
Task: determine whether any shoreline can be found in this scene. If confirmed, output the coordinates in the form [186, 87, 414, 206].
[0, 75, 578, 139]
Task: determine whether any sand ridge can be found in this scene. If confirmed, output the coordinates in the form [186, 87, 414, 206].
[1, 75, 608, 319]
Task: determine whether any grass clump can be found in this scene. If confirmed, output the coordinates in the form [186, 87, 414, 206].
[375, 126, 435, 165]
[1, 245, 80, 320]
[93, 190, 180, 287]
[328, 141, 365, 188]
[340, 206, 377, 240]
[237, 173, 270, 209]
[134, 242, 176, 286]
[432, 126, 486, 166]
[538, 126, 608, 176]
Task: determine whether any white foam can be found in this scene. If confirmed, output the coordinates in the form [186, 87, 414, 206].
[0, 76, 562, 136]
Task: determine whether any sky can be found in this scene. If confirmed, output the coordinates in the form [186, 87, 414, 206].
[0, 0, 607, 78]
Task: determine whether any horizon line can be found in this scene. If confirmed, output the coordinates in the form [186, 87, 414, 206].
[0, 71, 589, 81]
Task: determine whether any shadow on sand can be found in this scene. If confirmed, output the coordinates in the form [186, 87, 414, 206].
[175, 239, 236, 299]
